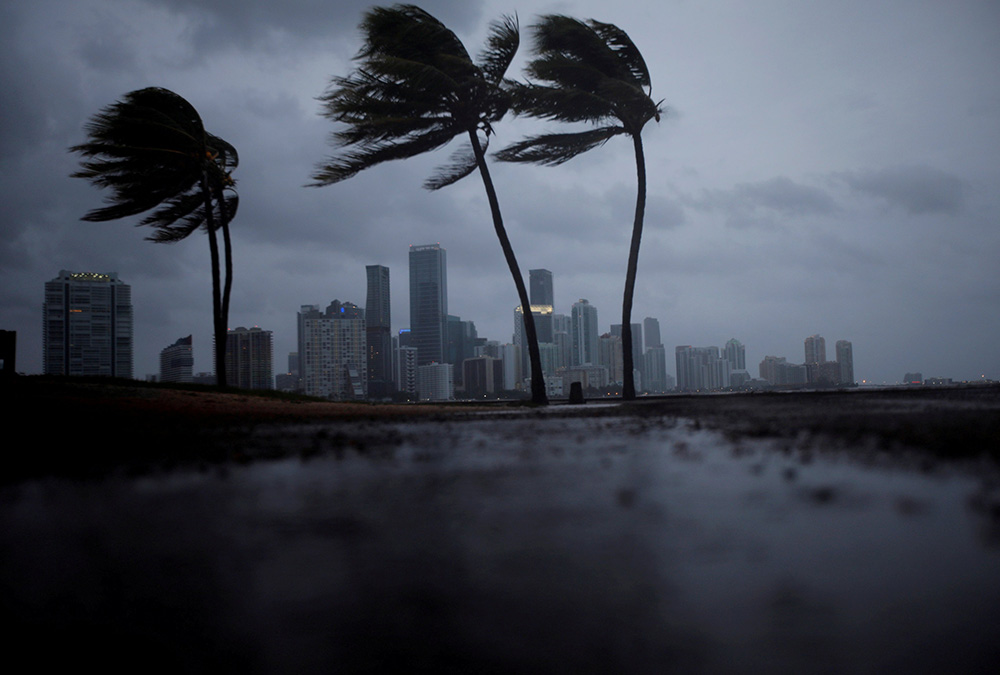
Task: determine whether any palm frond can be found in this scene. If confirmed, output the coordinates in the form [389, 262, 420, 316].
[311, 127, 457, 186]
[478, 15, 519, 86]
[507, 79, 617, 124]
[424, 135, 486, 190]
[495, 126, 624, 166]
[311, 4, 517, 190]
[587, 19, 652, 91]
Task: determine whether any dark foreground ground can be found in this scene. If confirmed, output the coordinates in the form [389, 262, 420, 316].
[2, 379, 999, 672]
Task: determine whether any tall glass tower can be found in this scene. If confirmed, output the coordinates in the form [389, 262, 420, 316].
[529, 268, 554, 307]
[365, 264, 392, 397]
[409, 244, 447, 366]
[43, 270, 133, 378]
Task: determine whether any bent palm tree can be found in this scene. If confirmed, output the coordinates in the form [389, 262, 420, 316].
[71, 87, 239, 387]
[311, 4, 548, 405]
[496, 16, 662, 400]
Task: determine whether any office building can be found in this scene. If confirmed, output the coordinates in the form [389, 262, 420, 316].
[366, 264, 393, 398]
[160, 335, 193, 383]
[447, 315, 478, 386]
[463, 356, 504, 398]
[571, 299, 599, 366]
[225, 326, 273, 390]
[643, 317, 662, 349]
[514, 303, 554, 375]
[43, 270, 133, 378]
[529, 269, 554, 307]
[300, 301, 366, 399]
[409, 244, 448, 366]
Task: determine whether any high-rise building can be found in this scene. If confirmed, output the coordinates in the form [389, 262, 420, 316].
[418, 362, 453, 401]
[43, 270, 133, 378]
[409, 244, 448, 366]
[598, 333, 624, 384]
[676, 345, 730, 391]
[160, 335, 193, 383]
[724, 338, 746, 371]
[529, 269, 554, 307]
[836, 340, 854, 385]
[643, 344, 669, 393]
[514, 303, 554, 377]
[643, 317, 662, 349]
[612, 323, 643, 376]
[365, 264, 392, 398]
[224, 326, 273, 390]
[300, 301, 366, 399]
[395, 343, 418, 397]
[805, 334, 826, 365]
[571, 299, 598, 366]
[447, 315, 477, 387]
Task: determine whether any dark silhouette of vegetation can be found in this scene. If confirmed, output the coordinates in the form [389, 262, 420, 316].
[310, 4, 548, 405]
[497, 15, 662, 400]
[71, 87, 238, 387]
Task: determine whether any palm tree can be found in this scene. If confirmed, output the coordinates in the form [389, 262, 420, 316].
[496, 16, 662, 400]
[71, 87, 239, 387]
[311, 4, 549, 405]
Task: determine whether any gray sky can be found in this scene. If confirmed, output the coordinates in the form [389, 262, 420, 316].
[2, 0, 998, 385]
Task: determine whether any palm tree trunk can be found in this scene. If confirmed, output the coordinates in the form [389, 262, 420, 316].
[621, 133, 647, 401]
[469, 130, 548, 405]
[202, 171, 227, 388]
[218, 191, 234, 361]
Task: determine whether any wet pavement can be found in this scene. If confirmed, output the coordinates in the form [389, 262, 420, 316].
[3, 408, 999, 672]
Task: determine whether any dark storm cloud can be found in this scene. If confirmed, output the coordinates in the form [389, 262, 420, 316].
[837, 165, 966, 216]
[681, 176, 839, 229]
[152, 0, 484, 52]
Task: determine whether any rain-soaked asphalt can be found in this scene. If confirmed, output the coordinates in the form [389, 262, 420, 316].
[3, 405, 999, 673]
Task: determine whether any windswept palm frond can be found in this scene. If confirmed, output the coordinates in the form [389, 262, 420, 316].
[478, 15, 519, 86]
[494, 126, 623, 165]
[424, 136, 486, 190]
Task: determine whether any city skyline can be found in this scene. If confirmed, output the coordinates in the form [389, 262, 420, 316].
[25, 259, 992, 388]
[2, 1, 998, 385]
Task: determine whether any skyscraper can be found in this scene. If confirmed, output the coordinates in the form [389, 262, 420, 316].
[44, 270, 133, 378]
[529, 268, 554, 307]
[643, 317, 662, 349]
[571, 299, 598, 366]
[724, 338, 746, 371]
[805, 334, 826, 364]
[365, 264, 392, 398]
[836, 340, 854, 385]
[224, 326, 273, 390]
[160, 335, 193, 383]
[409, 244, 447, 366]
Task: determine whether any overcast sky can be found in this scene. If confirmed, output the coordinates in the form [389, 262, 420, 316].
[2, 0, 998, 385]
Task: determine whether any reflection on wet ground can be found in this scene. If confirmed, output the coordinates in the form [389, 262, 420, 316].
[3, 413, 999, 672]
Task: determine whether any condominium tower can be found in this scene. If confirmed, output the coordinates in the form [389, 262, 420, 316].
[43, 270, 133, 378]
[225, 326, 274, 390]
[409, 244, 448, 366]
[365, 264, 392, 397]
